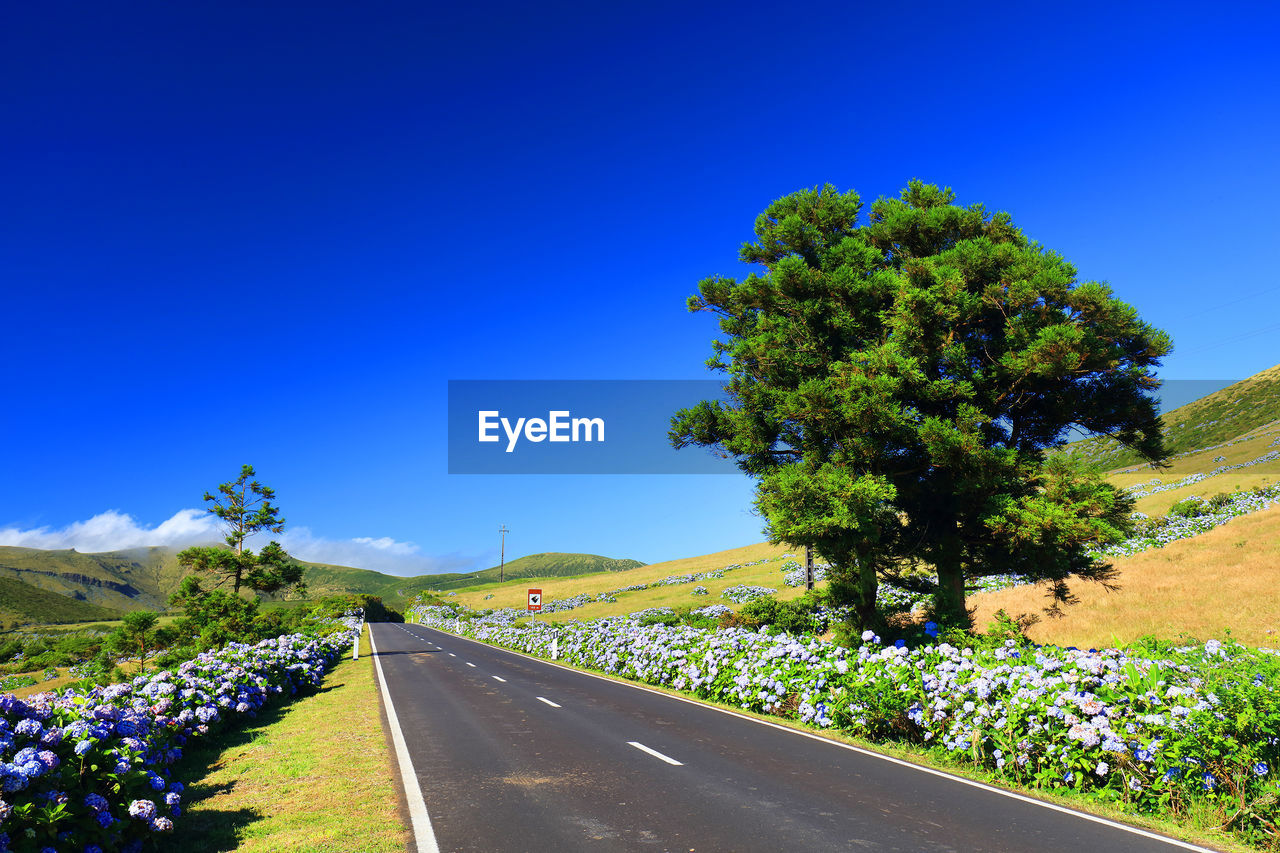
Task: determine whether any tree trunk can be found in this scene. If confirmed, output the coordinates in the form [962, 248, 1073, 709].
[933, 524, 971, 630]
[854, 552, 879, 630]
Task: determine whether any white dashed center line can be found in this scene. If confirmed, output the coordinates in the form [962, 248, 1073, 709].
[449, 653, 456, 657]
[627, 742, 683, 766]
[536, 697, 561, 708]
[492, 676, 507, 683]
[466, 662, 476, 668]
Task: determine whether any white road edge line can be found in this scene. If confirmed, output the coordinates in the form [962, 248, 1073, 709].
[628, 741, 683, 766]
[492, 676, 507, 682]
[405, 624, 1217, 852]
[536, 696, 561, 708]
[369, 625, 441, 853]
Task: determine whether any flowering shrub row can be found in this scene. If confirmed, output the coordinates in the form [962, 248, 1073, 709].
[412, 607, 1280, 845]
[1098, 483, 1280, 558]
[1124, 451, 1280, 499]
[0, 630, 354, 852]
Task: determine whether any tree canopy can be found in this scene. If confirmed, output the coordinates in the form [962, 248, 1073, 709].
[203, 463, 284, 554]
[671, 181, 1170, 629]
[177, 464, 306, 597]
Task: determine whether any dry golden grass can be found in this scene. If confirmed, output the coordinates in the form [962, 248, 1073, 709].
[971, 503, 1280, 648]
[450, 541, 804, 620]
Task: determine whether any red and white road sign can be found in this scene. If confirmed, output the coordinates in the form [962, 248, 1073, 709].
[527, 589, 542, 611]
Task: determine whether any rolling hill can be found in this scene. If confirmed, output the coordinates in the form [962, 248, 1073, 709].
[0, 544, 645, 626]
[299, 552, 647, 604]
[0, 545, 183, 612]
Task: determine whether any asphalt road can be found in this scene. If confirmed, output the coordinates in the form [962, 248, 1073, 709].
[370, 622, 1218, 853]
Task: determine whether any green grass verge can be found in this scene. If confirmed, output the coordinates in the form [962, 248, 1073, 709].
[156, 628, 406, 852]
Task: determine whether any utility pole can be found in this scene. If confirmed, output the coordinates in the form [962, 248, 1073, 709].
[499, 524, 509, 582]
[805, 545, 814, 591]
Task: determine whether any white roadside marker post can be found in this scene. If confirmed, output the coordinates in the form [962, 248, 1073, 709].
[353, 617, 364, 661]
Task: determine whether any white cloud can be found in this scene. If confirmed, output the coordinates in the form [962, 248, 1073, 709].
[349, 536, 419, 555]
[0, 509, 220, 553]
[0, 511, 478, 578]
[282, 528, 476, 576]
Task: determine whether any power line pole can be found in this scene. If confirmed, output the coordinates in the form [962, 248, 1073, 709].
[499, 524, 509, 582]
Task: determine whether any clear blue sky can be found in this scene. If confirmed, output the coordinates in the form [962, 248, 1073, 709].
[2, 1, 1278, 574]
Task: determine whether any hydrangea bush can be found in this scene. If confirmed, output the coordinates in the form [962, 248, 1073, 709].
[412, 606, 1280, 845]
[0, 630, 354, 852]
[720, 585, 776, 604]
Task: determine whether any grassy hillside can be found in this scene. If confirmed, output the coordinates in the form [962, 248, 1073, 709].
[1112, 419, 1280, 516]
[0, 545, 184, 612]
[0, 543, 646, 623]
[0, 575, 121, 629]
[301, 552, 646, 606]
[1067, 362, 1280, 470]
[444, 542, 799, 620]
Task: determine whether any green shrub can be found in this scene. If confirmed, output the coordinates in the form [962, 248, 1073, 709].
[638, 610, 679, 627]
[1206, 491, 1233, 511]
[739, 592, 822, 635]
[1167, 496, 1209, 519]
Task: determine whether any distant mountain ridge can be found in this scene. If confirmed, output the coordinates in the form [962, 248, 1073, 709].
[300, 552, 647, 602]
[0, 545, 645, 625]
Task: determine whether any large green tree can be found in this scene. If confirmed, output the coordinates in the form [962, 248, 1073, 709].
[671, 182, 1170, 629]
[177, 464, 306, 597]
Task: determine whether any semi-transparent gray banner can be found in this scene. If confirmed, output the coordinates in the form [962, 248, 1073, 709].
[447, 378, 1256, 474]
[448, 380, 738, 474]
